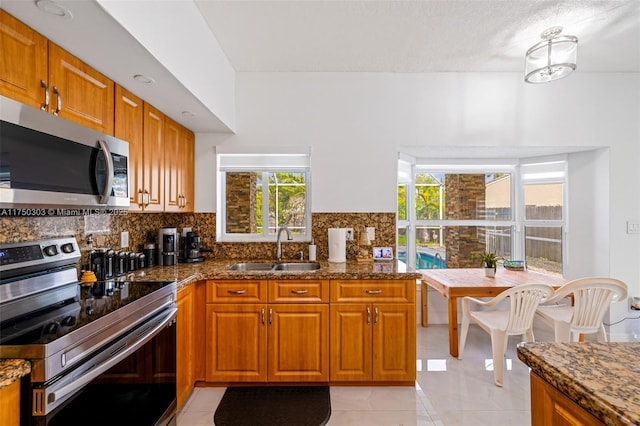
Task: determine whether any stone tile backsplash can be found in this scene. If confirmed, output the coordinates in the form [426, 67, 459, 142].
[0, 212, 396, 264]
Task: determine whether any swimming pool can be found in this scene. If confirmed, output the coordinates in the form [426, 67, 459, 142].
[398, 251, 446, 269]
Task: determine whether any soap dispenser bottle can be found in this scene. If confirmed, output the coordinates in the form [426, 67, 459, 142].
[308, 239, 316, 261]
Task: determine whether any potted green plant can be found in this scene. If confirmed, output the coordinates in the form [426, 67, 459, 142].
[478, 252, 499, 277]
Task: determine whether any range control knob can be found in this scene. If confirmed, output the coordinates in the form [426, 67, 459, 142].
[43, 245, 58, 257]
[61, 243, 75, 254]
[61, 316, 77, 327]
[45, 322, 59, 334]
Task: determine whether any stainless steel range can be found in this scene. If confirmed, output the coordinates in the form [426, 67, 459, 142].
[0, 237, 177, 426]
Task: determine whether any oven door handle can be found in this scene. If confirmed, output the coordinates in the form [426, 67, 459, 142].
[46, 306, 177, 411]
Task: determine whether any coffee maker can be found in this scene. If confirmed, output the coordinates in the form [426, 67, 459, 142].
[180, 231, 205, 263]
[158, 227, 178, 266]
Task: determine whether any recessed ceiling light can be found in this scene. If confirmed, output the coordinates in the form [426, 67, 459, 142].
[133, 74, 155, 84]
[181, 111, 196, 117]
[35, 0, 72, 19]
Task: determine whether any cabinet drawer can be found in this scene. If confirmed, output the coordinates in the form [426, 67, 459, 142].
[206, 280, 266, 303]
[268, 279, 329, 303]
[330, 280, 415, 303]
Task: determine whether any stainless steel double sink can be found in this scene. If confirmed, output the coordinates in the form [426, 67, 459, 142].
[227, 262, 321, 272]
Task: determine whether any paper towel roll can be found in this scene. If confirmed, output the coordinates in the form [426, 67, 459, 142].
[328, 228, 346, 263]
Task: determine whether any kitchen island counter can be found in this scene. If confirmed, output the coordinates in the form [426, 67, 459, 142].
[0, 359, 30, 389]
[517, 342, 640, 426]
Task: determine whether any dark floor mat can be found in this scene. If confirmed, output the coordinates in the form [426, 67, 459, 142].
[214, 386, 331, 426]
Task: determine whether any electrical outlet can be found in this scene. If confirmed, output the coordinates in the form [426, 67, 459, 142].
[120, 231, 129, 248]
[631, 296, 640, 311]
[366, 227, 375, 241]
[345, 228, 354, 241]
[627, 221, 640, 234]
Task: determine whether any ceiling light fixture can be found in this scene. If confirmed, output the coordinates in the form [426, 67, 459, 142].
[133, 74, 155, 84]
[524, 26, 578, 84]
[35, 0, 72, 19]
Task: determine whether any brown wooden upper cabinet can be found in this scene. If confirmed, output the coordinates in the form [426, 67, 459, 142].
[115, 85, 145, 210]
[142, 103, 166, 212]
[0, 10, 48, 108]
[0, 11, 114, 135]
[164, 117, 195, 212]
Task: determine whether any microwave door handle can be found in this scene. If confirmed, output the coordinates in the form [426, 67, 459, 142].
[97, 139, 114, 204]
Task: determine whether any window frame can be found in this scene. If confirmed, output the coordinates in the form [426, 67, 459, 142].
[397, 156, 568, 274]
[216, 148, 312, 243]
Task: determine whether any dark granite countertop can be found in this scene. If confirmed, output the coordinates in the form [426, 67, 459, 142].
[0, 359, 30, 389]
[123, 259, 422, 291]
[517, 342, 640, 426]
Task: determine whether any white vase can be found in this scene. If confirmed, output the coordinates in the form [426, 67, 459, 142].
[484, 267, 496, 277]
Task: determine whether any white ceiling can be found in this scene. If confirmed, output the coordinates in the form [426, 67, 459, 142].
[195, 0, 640, 73]
[2, 0, 639, 133]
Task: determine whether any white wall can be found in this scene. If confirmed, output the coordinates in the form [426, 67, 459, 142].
[195, 71, 640, 337]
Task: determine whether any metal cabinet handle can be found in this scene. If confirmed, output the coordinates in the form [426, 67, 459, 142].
[364, 289, 382, 295]
[227, 289, 246, 295]
[137, 190, 144, 205]
[366, 306, 371, 324]
[143, 190, 150, 206]
[261, 307, 265, 325]
[52, 86, 61, 116]
[374, 306, 379, 324]
[40, 80, 49, 111]
[269, 308, 273, 325]
[291, 289, 309, 294]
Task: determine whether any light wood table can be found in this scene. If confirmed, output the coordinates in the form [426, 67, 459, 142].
[421, 268, 568, 357]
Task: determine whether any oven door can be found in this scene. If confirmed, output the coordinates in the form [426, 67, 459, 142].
[26, 307, 177, 426]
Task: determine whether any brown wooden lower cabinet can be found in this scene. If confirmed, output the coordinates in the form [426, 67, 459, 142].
[204, 303, 329, 383]
[202, 278, 416, 385]
[177, 285, 195, 408]
[530, 372, 604, 426]
[0, 380, 20, 426]
[330, 303, 415, 383]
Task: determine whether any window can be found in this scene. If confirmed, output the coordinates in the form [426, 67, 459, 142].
[216, 147, 312, 242]
[397, 157, 567, 276]
[521, 160, 566, 275]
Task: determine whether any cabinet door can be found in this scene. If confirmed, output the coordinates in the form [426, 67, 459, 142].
[164, 117, 182, 212]
[0, 380, 20, 426]
[268, 304, 329, 382]
[177, 286, 194, 408]
[48, 43, 114, 134]
[329, 304, 372, 382]
[0, 10, 48, 108]
[205, 304, 267, 382]
[180, 127, 195, 212]
[372, 304, 416, 382]
[142, 103, 165, 211]
[531, 373, 603, 426]
[115, 85, 144, 210]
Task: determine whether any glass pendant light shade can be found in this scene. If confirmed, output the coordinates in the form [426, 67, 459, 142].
[525, 26, 578, 84]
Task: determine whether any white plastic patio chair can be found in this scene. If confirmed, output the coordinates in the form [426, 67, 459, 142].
[458, 283, 554, 387]
[535, 277, 628, 343]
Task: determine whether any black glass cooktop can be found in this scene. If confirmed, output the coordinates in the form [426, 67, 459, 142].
[0, 280, 174, 346]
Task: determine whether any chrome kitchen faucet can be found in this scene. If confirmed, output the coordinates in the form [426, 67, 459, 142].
[276, 225, 293, 261]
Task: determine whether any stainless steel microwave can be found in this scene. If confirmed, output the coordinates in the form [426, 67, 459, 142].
[0, 96, 129, 209]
